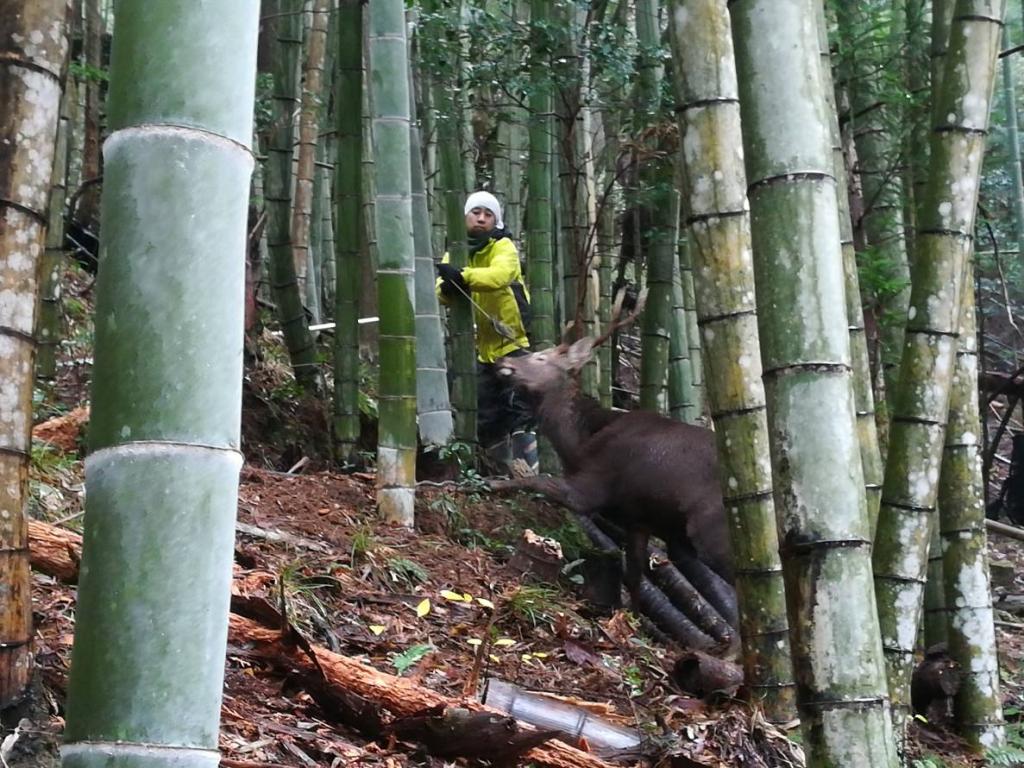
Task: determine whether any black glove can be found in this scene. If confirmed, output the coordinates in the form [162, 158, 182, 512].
[437, 263, 469, 296]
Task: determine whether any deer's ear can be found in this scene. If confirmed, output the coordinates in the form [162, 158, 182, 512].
[564, 337, 595, 371]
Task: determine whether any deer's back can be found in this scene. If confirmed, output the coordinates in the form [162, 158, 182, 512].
[577, 411, 731, 577]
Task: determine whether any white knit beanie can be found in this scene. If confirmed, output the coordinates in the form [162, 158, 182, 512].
[464, 190, 504, 229]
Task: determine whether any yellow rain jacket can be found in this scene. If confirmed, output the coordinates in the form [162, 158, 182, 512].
[437, 234, 531, 363]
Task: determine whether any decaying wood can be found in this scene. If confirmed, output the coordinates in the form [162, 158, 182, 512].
[28, 519, 82, 583]
[32, 406, 90, 453]
[672, 650, 744, 699]
[390, 704, 561, 763]
[29, 520, 617, 768]
[508, 529, 564, 582]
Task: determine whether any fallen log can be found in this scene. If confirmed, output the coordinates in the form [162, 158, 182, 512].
[227, 615, 616, 768]
[29, 519, 618, 768]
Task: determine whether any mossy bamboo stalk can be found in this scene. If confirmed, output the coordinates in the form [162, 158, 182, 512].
[816, 1, 884, 533]
[731, 0, 897, 759]
[872, 0, 1004, 744]
[0, 0, 69, 706]
[333, 0, 363, 465]
[369, 0, 418, 525]
[670, 0, 796, 725]
[61, 3, 257, 765]
[938, 275, 1004, 749]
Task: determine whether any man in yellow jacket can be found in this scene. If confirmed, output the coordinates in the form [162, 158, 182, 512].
[436, 191, 538, 475]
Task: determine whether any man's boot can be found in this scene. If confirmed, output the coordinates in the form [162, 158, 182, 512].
[484, 437, 513, 476]
[509, 430, 539, 477]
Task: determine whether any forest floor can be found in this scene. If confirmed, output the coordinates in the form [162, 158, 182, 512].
[8, 267, 1024, 767]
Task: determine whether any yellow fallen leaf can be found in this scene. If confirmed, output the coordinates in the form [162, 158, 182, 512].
[416, 598, 431, 617]
[467, 638, 483, 647]
[462, 592, 473, 602]
[368, 624, 386, 636]
[476, 597, 495, 609]
[493, 638, 516, 647]
[489, 655, 501, 663]
[440, 590, 467, 602]
[532, 651, 549, 658]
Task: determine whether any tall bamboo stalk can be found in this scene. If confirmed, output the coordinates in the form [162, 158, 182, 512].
[425, 0, 476, 446]
[408, 11, 454, 448]
[37, 83, 73, 382]
[333, 0, 363, 465]
[267, 0, 319, 390]
[732, 0, 896, 759]
[61, 3, 257, 764]
[816, 1, 884, 532]
[293, 0, 330, 317]
[670, 0, 796, 725]
[636, 0, 672, 415]
[1001, 25, 1024, 258]
[0, 0, 69, 707]
[369, 0, 418, 525]
[938, 275, 1004, 749]
[872, 0, 1004, 744]
[840, 2, 912, 397]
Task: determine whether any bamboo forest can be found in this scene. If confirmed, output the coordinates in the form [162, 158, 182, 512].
[9, 0, 1024, 766]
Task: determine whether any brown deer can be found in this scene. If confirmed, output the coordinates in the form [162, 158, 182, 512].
[490, 300, 734, 606]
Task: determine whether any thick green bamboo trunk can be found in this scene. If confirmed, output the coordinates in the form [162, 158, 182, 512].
[816, 2, 884, 532]
[872, 0, 1004, 744]
[333, 0, 363, 465]
[732, 1, 897, 761]
[938, 275, 1004, 749]
[61, 4, 258, 766]
[369, 0, 418, 525]
[1001, 25, 1024, 257]
[669, 0, 796, 725]
[424, 0, 476, 447]
[408, 14, 454, 449]
[37, 82, 73, 382]
[0, 0, 69, 706]
[267, 0, 319, 390]
[840, 2, 912, 398]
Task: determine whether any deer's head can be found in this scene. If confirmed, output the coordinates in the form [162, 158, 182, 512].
[496, 338, 595, 394]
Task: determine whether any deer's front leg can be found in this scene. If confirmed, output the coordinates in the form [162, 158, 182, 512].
[624, 527, 651, 598]
[487, 475, 595, 514]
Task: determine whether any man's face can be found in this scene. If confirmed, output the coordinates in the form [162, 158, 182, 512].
[465, 206, 495, 235]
